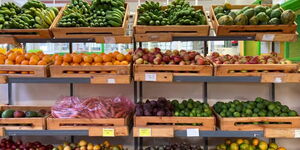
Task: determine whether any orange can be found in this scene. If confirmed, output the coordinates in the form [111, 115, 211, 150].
[252, 138, 259, 146]
[83, 55, 93, 63]
[72, 55, 82, 63]
[54, 60, 62, 65]
[21, 71, 29, 74]
[21, 60, 29, 65]
[30, 55, 40, 61]
[29, 59, 38, 65]
[24, 53, 32, 60]
[91, 53, 98, 57]
[120, 61, 128, 65]
[111, 71, 117, 74]
[55, 55, 63, 61]
[42, 55, 51, 63]
[0, 58, 4, 64]
[94, 55, 103, 63]
[94, 63, 102, 66]
[0, 71, 7, 74]
[67, 71, 74, 74]
[236, 139, 243, 145]
[15, 55, 25, 64]
[37, 60, 47, 65]
[0, 54, 6, 60]
[7, 53, 17, 61]
[113, 51, 120, 56]
[29, 71, 34, 74]
[83, 62, 91, 66]
[277, 147, 286, 150]
[89, 71, 96, 74]
[8, 71, 16, 74]
[72, 63, 80, 66]
[78, 71, 86, 74]
[125, 54, 132, 62]
[104, 62, 113, 65]
[80, 62, 85, 66]
[113, 61, 121, 65]
[116, 53, 125, 61]
[63, 54, 72, 63]
[38, 53, 45, 59]
[61, 62, 70, 66]
[5, 59, 14, 65]
[102, 54, 112, 62]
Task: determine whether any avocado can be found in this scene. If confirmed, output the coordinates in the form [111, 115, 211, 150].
[25, 111, 38, 117]
[1, 109, 15, 118]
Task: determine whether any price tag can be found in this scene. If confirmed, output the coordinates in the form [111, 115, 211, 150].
[274, 77, 282, 83]
[104, 36, 116, 44]
[145, 73, 156, 81]
[107, 78, 116, 84]
[295, 130, 300, 138]
[139, 128, 151, 137]
[187, 128, 199, 137]
[102, 128, 115, 137]
[262, 34, 275, 41]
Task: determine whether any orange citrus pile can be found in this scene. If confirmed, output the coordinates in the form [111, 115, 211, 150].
[52, 52, 132, 66]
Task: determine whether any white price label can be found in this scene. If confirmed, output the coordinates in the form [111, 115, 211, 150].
[104, 36, 116, 44]
[145, 73, 156, 81]
[187, 128, 199, 137]
[262, 34, 275, 41]
[295, 130, 300, 138]
[107, 78, 116, 84]
[274, 77, 282, 83]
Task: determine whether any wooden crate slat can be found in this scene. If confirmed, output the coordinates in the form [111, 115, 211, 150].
[256, 32, 298, 42]
[134, 116, 215, 131]
[50, 65, 130, 77]
[51, 4, 129, 38]
[217, 114, 300, 131]
[261, 73, 300, 83]
[210, 5, 297, 36]
[264, 128, 300, 138]
[0, 76, 7, 84]
[214, 64, 298, 76]
[134, 5, 210, 41]
[88, 126, 128, 136]
[0, 106, 50, 130]
[0, 65, 49, 77]
[133, 127, 174, 137]
[90, 75, 131, 84]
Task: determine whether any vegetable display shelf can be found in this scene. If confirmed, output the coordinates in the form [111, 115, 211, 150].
[0, 105, 50, 136]
[210, 5, 297, 37]
[133, 6, 210, 42]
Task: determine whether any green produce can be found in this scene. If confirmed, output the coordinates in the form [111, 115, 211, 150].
[218, 15, 234, 25]
[145, 143, 202, 150]
[281, 9, 296, 25]
[58, 0, 125, 27]
[1, 109, 15, 118]
[215, 3, 296, 25]
[173, 99, 212, 117]
[137, 0, 207, 26]
[25, 111, 38, 117]
[234, 14, 248, 25]
[214, 97, 298, 120]
[0, 0, 58, 29]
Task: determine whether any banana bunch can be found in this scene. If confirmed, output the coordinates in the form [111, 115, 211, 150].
[33, 7, 58, 28]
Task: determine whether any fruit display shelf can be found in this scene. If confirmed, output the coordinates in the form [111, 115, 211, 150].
[0, 105, 50, 136]
[210, 5, 297, 37]
[0, 65, 50, 77]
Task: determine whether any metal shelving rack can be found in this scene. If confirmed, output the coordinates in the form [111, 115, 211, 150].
[2, 35, 280, 150]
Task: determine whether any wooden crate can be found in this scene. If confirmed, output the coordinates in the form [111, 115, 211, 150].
[261, 73, 300, 83]
[264, 128, 300, 138]
[210, 5, 297, 36]
[0, 65, 49, 77]
[216, 114, 300, 131]
[134, 64, 213, 82]
[47, 116, 129, 136]
[50, 65, 130, 83]
[214, 64, 298, 76]
[134, 116, 215, 131]
[51, 4, 129, 38]
[0, 76, 7, 84]
[134, 6, 210, 42]
[0, 106, 50, 133]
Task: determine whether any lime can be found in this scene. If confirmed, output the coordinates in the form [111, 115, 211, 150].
[239, 143, 249, 150]
[229, 108, 235, 113]
[235, 105, 242, 112]
[233, 112, 240, 117]
[272, 108, 281, 115]
[174, 111, 179, 116]
[252, 113, 258, 117]
[256, 103, 265, 109]
[269, 143, 278, 149]
[267, 111, 274, 117]
[226, 111, 233, 117]
[288, 110, 298, 116]
[259, 111, 266, 117]
[281, 105, 289, 113]
[187, 103, 193, 109]
[245, 109, 252, 115]
[178, 104, 185, 110]
[220, 111, 226, 117]
[253, 108, 260, 113]
[280, 113, 288, 117]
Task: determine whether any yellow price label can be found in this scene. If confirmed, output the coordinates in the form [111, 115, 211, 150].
[139, 128, 151, 137]
[102, 128, 115, 137]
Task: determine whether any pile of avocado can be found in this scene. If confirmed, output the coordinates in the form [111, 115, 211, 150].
[1, 109, 47, 118]
[0, 0, 58, 29]
[214, 97, 298, 120]
[215, 3, 296, 25]
[172, 99, 212, 117]
[58, 0, 125, 27]
[137, 0, 207, 26]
